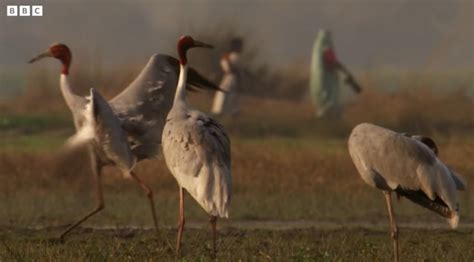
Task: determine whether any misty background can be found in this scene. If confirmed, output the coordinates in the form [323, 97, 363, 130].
[0, 0, 473, 98]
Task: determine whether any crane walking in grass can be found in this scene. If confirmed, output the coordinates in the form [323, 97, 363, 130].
[28, 43, 219, 241]
[162, 36, 231, 257]
[348, 123, 466, 262]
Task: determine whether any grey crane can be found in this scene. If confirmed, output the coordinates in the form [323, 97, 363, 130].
[348, 123, 466, 262]
[28, 43, 219, 241]
[161, 36, 231, 257]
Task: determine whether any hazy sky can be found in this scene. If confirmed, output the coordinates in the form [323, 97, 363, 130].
[1, 0, 473, 71]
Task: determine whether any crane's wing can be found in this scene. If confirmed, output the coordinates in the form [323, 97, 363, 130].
[349, 123, 464, 226]
[409, 134, 465, 190]
[109, 54, 219, 160]
[162, 110, 231, 217]
[163, 110, 230, 177]
[189, 111, 231, 167]
[447, 166, 467, 190]
[349, 124, 436, 190]
[66, 89, 135, 171]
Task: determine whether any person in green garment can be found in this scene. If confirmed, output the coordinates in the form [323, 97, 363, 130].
[310, 29, 362, 118]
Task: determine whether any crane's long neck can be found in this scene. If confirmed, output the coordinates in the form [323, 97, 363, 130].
[173, 63, 188, 106]
[60, 73, 83, 112]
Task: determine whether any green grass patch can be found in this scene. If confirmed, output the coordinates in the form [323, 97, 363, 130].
[0, 227, 472, 261]
[0, 114, 71, 133]
[1, 134, 68, 152]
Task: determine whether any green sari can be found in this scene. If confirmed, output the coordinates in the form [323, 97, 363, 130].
[310, 30, 340, 117]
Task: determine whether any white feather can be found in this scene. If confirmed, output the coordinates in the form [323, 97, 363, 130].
[449, 212, 459, 229]
[65, 95, 95, 148]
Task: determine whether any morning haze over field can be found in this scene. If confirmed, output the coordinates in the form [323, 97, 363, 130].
[1, 0, 472, 99]
[0, 0, 473, 69]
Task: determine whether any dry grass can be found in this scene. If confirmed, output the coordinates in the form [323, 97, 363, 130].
[0, 130, 472, 227]
[342, 86, 474, 134]
[1, 86, 473, 224]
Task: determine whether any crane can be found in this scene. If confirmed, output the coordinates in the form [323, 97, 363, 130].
[28, 43, 219, 241]
[348, 123, 466, 262]
[161, 36, 231, 257]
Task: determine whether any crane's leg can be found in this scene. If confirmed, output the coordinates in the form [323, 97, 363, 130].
[384, 191, 399, 262]
[210, 215, 217, 258]
[129, 171, 158, 231]
[59, 153, 104, 242]
[176, 187, 185, 256]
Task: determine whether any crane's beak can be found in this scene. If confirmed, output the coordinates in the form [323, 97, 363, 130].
[193, 40, 213, 49]
[28, 51, 52, 63]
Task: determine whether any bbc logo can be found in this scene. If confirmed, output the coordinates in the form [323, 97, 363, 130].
[7, 5, 43, 16]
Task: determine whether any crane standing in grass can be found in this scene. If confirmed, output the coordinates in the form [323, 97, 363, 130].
[28, 43, 219, 241]
[348, 123, 466, 262]
[162, 36, 231, 257]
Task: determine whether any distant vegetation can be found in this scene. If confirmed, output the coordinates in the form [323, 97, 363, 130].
[1, 65, 472, 138]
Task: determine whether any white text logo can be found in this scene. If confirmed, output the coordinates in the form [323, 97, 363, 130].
[7, 5, 43, 16]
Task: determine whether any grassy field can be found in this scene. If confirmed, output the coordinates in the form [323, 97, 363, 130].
[1, 92, 473, 260]
[1, 227, 473, 261]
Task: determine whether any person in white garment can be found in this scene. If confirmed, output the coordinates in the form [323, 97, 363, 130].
[211, 37, 243, 116]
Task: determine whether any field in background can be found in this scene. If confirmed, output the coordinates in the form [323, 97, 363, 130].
[1, 66, 473, 260]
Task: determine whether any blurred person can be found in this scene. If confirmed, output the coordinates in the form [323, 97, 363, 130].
[211, 37, 244, 116]
[310, 29, 362, 118]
